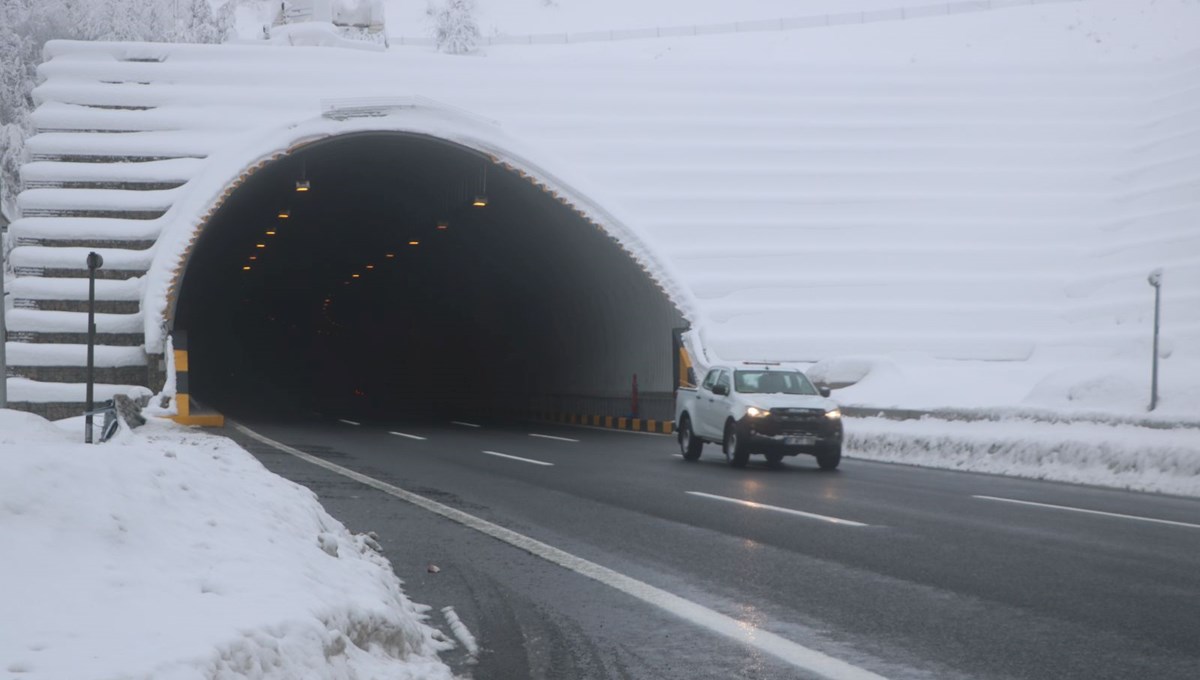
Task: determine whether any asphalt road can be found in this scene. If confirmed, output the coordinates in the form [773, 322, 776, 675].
[225, 416, 1200, 680]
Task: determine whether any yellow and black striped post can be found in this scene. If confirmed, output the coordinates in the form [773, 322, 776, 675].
[169, 331, 225, 427]
[673, 326, 696, 390]
[534, 409, 674, 435]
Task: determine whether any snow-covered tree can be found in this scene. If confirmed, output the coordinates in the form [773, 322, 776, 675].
[427, 0, 479, 55]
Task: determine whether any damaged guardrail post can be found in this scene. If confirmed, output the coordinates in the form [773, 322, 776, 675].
[84, 251, 103, 443]
[1148, 268, 1163, 412]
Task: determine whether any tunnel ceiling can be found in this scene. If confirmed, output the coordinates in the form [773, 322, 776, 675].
[175, 133, 685, 420]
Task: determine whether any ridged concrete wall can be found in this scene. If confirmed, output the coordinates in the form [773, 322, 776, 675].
[4, 40, 1197, 416]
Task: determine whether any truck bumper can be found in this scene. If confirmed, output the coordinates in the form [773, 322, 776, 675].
[741, 416, 843, 456]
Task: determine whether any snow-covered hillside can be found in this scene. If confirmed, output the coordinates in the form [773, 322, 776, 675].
[5, 0, 1200, 418]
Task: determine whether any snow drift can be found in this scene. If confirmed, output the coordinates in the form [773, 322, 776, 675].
[0, 411, 454, 680]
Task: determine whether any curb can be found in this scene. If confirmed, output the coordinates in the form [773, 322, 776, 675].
[534, 411, 674, 434]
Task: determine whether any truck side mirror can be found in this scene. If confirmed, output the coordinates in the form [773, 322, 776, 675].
[713, 384, 729, 396]
[819, 386, 832, 398]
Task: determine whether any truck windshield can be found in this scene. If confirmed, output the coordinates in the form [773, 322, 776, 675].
[734, 370, 818, 395]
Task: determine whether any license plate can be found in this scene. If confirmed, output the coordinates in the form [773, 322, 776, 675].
[785, 436, 815, 446]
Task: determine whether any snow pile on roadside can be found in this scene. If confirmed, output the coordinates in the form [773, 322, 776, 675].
[845, 416, 1200, 498]
[0, 410, 454, 680]
[268, 21, 386, 50]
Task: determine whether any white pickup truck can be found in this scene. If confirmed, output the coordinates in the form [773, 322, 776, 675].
[674, 363, 843, 469]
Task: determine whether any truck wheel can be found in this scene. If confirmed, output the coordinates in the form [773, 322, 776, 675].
[678, 415, 703, 461]
[723, 421, 749, 468]
[816, 445, 841, 471]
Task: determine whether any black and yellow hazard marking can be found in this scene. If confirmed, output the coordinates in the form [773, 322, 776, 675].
[672, 326, 696, 389]
[534, 410, 674, 435]
[169, 331, 225, 427]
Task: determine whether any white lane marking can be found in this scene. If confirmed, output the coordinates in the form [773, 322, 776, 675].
[389, 431, 427, 441]
[234, 423, 886, 680]
[338, 419, 360, 426]
[482, 450, 554, 467]
[441, 606, 480, 658]
[687, 492, 869, 527]
[451, 421, 481, 428]
[529, 433, 580, 443]
[974, 495, 1200, 530]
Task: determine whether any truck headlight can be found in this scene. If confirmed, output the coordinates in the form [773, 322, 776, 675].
[746, 406, 771, 418]
[824, 408, 842, 420]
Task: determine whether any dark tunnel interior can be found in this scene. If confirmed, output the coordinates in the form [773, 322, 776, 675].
[175, 134, 686, 421]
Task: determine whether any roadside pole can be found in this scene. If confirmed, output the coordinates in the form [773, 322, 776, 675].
[1, 225, 7, 409]
[1148, 269, 1163, 412]
[85, 252, 103, 442]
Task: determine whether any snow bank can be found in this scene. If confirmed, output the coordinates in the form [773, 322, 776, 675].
[5, 377, 152, 403]
[5, 308, 144, 334]
[806, 355, 895, 387]
[846, 416, 1200, 497]
[6, 341, 145, 367]
[0, 411, 454, 680]
[268, 21, 385, 51]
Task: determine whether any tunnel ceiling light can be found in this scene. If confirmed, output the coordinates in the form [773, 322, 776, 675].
[472, 195, 488, 208]
[366, 264, 375, 270]
[249, 256, 258, 261]
[436, 220, 449, 230]
[295, 179, 311, 193]
[277, 210, 290, 219]
[266, 230, 276, 236]
[352, 273, 360, 278]
[242, 265, 251, 271]
[386, 253, 395, 258]
[408, 240, 420, 246]
[255, 243, 266, 249]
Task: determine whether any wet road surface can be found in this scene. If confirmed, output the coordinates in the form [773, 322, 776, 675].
[224, 417, 1200, 680]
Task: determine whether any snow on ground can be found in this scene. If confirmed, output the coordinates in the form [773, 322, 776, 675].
[0, 410, 455, 680]
[223, 0, 1200, 63]
[811, 355, 1200, 422]
[846, 416, 1200, 498]
[401, 0, 1200, 63]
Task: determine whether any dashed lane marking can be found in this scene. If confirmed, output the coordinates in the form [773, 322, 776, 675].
[338, 419, 361, 426]
[389, 431, 427, 441]
[974, 495, 1200, 530]
[687, 491, 869, 527]
[451, 421, 482, 428]
[529, 433, 580, 443]
[482, 450, 554, 466]
[234, 423, 888, 680]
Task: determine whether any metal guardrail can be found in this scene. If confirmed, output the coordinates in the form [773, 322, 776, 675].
[392, 0, 1083, 47]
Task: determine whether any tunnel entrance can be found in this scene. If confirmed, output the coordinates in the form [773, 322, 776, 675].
[174, 133, 686, 422]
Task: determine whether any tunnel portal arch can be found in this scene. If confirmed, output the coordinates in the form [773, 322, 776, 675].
[161, 121, 694, 422]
